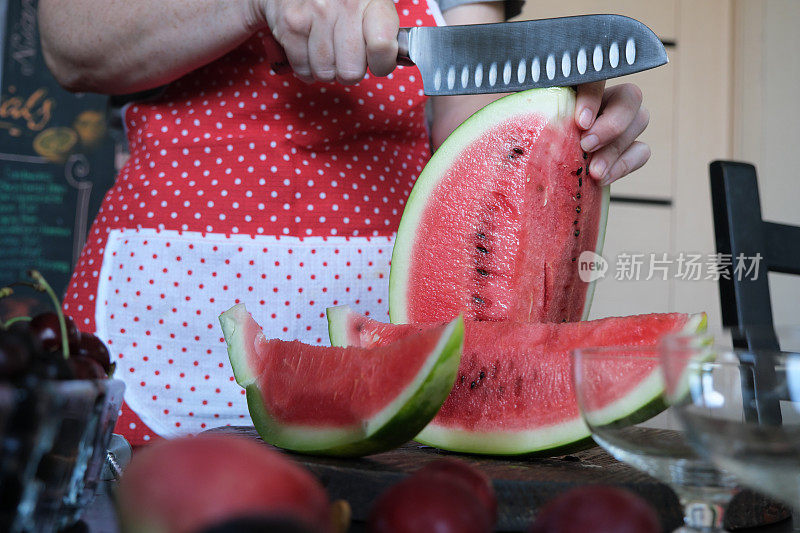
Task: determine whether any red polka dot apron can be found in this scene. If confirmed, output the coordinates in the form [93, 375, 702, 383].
[64, 0, 445, 445]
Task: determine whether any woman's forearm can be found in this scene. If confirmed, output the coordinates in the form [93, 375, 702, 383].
[39, 0, 263, 94]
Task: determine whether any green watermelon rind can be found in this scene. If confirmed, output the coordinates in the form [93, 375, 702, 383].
[414, 313, 708, 456]
[219, 303, 259, 388]
[388, 87, 610, 324]
[664, 330, 716, 406]
[326, 305, 352, 348]
[221, 304, 465, 457]
[579, 313, 707, 428]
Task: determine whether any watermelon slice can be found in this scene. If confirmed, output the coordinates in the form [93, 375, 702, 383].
[328, 306, 706, 455]
[389, 87, 609, 324]
[220, 303, 464, 456]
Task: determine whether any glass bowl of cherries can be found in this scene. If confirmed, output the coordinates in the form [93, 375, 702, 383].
[0, 271, 124, 532]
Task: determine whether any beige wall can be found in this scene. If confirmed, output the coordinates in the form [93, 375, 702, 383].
[732, 0, 800, 323]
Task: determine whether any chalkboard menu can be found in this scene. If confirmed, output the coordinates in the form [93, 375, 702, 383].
[0, 0, 116, 320]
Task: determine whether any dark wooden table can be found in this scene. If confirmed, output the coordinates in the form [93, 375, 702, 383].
[80, 426, 795, 532]
[82, 484, 796, 533]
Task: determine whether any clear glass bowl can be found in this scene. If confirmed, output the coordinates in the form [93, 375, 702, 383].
[572, 346, 739, 532]
[0, 378, 125, 532]
[661, 327, 800, 510]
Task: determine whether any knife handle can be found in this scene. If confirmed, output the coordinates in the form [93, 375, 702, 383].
[397, 27, 414, 66]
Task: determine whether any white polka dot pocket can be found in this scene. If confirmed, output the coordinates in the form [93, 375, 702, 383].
[94, 228, 394, 438]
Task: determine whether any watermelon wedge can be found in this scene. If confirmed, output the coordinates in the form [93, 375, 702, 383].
[389, 87, 609, 324]
[220, 303, 464, 456]
[328, 306, 706, 455]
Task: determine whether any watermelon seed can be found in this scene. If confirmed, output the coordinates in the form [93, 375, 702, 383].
[476, 245, 489, 254]
[576, 192, 582, 199]
[578, 176, 583, 187]
[476, 268, 490, 277]
[479, 370, 486, 380]
[576, 206, 581, 213]
[576, 167, 583, 175]
[472, 295, 485, 305]
[460, 375, 466, 383]
[572, 258, 576, 262]
[470, 381, 478, 389]
[574, 230, 580, 237]
[583, 152, 588, 159]
[508, 147, 524, 159]
[476, 232, 486, 239]
[573, 220, 578, 225]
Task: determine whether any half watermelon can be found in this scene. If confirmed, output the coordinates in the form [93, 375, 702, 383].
[328, 306, 706, 455]
[389, 87, 609, 324]
[220, 303, 464, 456]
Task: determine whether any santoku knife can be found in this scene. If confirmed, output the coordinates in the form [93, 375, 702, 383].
[397, 14, 668, 96]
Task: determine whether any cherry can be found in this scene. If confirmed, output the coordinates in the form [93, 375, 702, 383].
[6, 319, 31, 337]
[368, 474, 492, 533]
[31, 352, 74, 380]
[0, 329, 33, 380]
[73, 333, 111, 373]
[29, 312, 79, 354]
[416, 458, 497, 523]
[67, 355, 107, 380]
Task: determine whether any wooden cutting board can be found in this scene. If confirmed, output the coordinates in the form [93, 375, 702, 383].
[207, 426, 788, 532]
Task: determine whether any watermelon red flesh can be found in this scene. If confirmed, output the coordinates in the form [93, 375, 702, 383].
[390, 88, 608, 324]
[250, 330, 444, 427]
[328, 306, 701, 454]
[435, 318, 675, 432]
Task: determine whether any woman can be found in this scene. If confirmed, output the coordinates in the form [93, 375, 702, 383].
[39, 0, 650, 444]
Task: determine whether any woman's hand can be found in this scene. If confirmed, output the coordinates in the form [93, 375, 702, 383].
[254, 0, 400, 84]
[574, 81, 650, 186]
[429, 3, 651, 186]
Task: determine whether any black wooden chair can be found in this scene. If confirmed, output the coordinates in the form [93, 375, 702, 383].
[709, 160, 800, 423]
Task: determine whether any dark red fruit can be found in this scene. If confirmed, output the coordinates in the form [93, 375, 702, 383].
[529, 485, 661, 533]
[416, 458, 497, 523]
[117, 436, 331, 533]
[368, 474, 492, 533]
[6, 320, 31, 337]
[29, 312, 79, 354]
[31, 352, 74, 380]
[67, 356, 107, 380]
[0, 330, 33, 379]
[74, 333, 111, 373]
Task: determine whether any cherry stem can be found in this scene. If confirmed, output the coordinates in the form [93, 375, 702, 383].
[28, 270, 69, 360]
[3, 316, 31, 329]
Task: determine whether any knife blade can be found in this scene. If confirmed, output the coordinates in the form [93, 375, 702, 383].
[397, 14, 668, 96]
